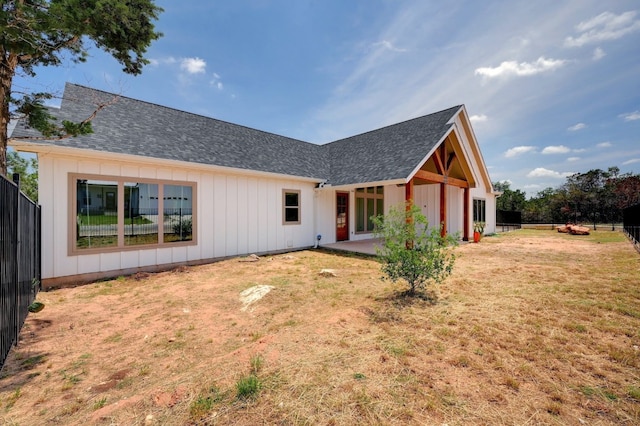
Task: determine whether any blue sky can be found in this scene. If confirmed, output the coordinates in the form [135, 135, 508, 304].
[13, 0, 640, 195]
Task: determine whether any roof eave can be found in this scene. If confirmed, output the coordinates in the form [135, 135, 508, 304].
[10, 141, 326, 183]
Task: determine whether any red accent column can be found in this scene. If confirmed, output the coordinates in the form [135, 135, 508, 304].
[405, 179, 414, 208]
[463, 187, 470, 241]
[440, 182, 447, 237]
[405, 179, 414, 249]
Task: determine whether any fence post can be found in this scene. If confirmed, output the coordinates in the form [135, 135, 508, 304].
[12, 174, 21, 348]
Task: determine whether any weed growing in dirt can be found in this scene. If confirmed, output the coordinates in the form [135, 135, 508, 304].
[189, 394, 214, 418]
[20, 354, 46, 369]
[93, 397, 107, 410]
[138, 364, 151, 376]
[627, 386, 640, 400]
[103, 333, 122, 343]
[4, 388, 21, 409]
[188, 385, 228, 420]
[250, 355, 263, 374]
[236, 374, 260, 400]
[61, 373, 82, 391]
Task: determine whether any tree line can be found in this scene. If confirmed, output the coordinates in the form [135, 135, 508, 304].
[494, 167, 640, 226]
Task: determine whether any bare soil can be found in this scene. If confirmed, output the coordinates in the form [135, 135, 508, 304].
[1, 230, 639, 425]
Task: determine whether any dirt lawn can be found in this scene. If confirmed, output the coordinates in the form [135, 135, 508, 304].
[1, 230, 639, 425]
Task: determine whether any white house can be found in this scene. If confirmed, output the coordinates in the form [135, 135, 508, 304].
[10, 83, 497, 288]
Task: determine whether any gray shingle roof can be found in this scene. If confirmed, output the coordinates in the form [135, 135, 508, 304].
[324, 106, 460, 186]
[11, 83, 461, 186]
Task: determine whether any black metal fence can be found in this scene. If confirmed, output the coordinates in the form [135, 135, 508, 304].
[1, 173, 41, 371]
[496, 210, 522, 232]
[623, 203, 640, 250]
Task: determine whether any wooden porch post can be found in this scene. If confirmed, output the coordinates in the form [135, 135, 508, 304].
[405, 179, 414, 210]
[463, 187, 470, 241]
[440, 181, 447, 237]
[405, 179, 414, 249]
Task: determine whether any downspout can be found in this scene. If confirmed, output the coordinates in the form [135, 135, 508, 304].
[313, 183, 319, 248]
[313, 180, 328, 248]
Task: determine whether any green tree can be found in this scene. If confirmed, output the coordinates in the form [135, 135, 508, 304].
[520, 167, 639, 226]
[493, 181, 526, 211]
[372, 202, 457, 297]
[7, 150, 37, 202]
[564, 169, 617, 228]
[613, 173, 640, 209]
[522, 187, 557, 223]
[1, 0, 163, 175]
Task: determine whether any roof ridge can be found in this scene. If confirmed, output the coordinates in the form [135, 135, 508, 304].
[322, 105, 462, 147]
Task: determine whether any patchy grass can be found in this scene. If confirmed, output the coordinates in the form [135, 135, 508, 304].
[0, 230, 639, 425]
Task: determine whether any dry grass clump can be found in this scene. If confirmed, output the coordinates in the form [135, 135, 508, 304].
[1, 230, 639, 425]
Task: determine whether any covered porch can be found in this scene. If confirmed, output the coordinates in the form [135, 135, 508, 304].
[403, 130, 475, 241]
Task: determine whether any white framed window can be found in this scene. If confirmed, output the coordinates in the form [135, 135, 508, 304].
[283, 189, 301, 225]
[355, 186, 384, 233]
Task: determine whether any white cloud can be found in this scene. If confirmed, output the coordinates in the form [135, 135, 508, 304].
[504, 145, 536, 158]
[567, 157, 581, 162]
[372, 40, 407, 52]
[469, 114, 488, 123]
[592, 47, 606, 61]
[620, 111, 640, 121]
[564, 11, 640, 47]
[180, 57, 207, 74]
[523, 184, 541, 189]
[542, 145, 571, 154]
[527, 168, 574, 179]
[150, 56, 177, 66]
[622, 158, 640, 165]
[474, 56, 567, 79]
[568, 123, 586, 131]
[210, 72, 224, 90]
[597, 141, 612, 148]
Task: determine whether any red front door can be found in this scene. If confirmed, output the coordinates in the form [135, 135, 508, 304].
[336, 192, 349, 241]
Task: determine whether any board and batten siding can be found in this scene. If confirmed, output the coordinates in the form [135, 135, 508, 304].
[38, 154, 317, 286]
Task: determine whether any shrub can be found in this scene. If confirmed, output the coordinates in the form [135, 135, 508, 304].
[172, 218, 192, 240]
[372, 202, 457, 296]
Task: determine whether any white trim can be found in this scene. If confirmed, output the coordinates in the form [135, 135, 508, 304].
[9, 142, 324, 184]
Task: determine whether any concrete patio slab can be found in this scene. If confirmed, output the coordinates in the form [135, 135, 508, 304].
[320, 238, 381, 256]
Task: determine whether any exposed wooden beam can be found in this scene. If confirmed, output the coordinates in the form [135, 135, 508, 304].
[439, 143, 447, 170]
[433, 148, 445, 174]
[414, 170, 469, 188]
[446, 152, 456, 172]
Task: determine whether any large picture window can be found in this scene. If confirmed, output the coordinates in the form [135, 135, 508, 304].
[283, 190, 301, 225]
[71, 174, 195, 254]
[355, 186, 384, 233]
